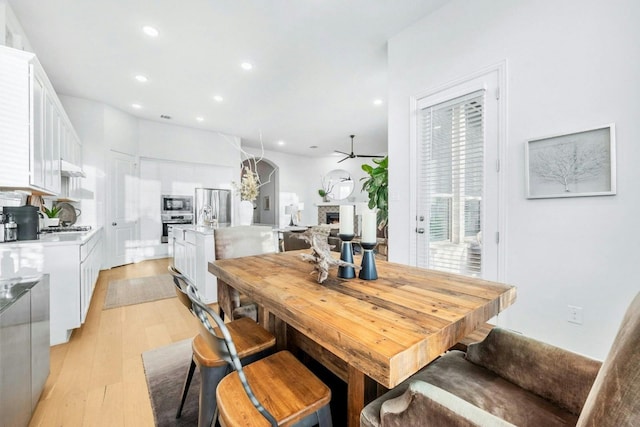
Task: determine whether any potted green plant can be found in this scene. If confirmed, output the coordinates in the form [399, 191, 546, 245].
[42, 205, 62, 227]
[361, 156, 388, 236]
[318, 188, 329, 202]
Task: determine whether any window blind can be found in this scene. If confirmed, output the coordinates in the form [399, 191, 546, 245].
[417, 90, 484, 276]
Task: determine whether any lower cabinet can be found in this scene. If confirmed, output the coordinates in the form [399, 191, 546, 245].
[80, 231, 102, 323]
[43, 230, 103, 345]
[172, 227, 217, 303]
[0, 229, 103, 346]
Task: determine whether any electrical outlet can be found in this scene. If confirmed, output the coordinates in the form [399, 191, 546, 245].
[567, 305, 583, 325]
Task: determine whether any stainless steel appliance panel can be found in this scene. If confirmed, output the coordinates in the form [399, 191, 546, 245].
[30, 274, 49, 410]
[161, 214, 193, 243]
[161, 195, 193, 215]
[1, 284, 32, 427]
[194, 188, 231, 226]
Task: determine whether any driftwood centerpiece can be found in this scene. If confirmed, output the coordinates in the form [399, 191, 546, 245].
[296, 230, 359, 283]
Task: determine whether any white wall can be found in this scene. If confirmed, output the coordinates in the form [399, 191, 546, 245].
[60, 95, 243, 263]
[0, 1, 33, 51]
[105, 105, 138, 155]
[58, 96, 107, 229]
[138, 120, 240, 167]
[139, 158, 234, 258]
[388, 0, 640, 359]
[243, 147, 376, 226]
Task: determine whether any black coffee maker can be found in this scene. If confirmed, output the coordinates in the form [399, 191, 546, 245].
[3, 205, 40, 241]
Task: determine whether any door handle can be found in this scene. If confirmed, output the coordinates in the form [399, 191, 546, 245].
[112, 222, 117, 226]
[416, 228, 425, 234]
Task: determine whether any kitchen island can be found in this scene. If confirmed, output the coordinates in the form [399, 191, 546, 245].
[0, 228, 103, 345]
[171, 224, 217, 302]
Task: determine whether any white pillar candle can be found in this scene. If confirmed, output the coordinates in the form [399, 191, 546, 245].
[339, 205, 354, 235]
[361, 210, 377, 244]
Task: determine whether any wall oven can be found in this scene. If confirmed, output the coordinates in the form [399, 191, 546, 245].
[161, 195, 193, 243]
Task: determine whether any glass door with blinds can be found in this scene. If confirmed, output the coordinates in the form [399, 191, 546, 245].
[415, 71, 500, 280]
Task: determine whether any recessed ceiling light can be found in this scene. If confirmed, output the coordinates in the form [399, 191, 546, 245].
[373, 99, 384, 106]
[196, 116, 204, 122]
[135, 75, 148, 83]
[277, 140, 285, 146]
[142, 26, 159, 37]
[132, 103, 142, 109]
[213, 95, 224, 102]
[241, 62, 253, 71]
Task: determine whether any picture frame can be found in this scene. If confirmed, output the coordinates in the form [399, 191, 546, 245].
[263, 195, 271, 211]
[525, 124, 616, 199]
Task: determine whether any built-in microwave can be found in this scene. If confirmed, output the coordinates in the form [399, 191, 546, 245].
[161, 194, 193, 215]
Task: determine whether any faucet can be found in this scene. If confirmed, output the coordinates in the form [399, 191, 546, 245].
[199, 205, 217, 227]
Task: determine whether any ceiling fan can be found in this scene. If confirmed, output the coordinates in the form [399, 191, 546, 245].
[334, 135, 385, 163]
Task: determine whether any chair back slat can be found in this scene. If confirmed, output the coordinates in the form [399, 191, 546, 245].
[168, 265, 195, 313]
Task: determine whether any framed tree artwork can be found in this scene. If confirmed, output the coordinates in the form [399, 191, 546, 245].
[525, 124, 616, 199]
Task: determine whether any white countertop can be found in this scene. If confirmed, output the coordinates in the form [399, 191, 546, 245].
[171, 224, 216, 235]
[0, 227, 102, 247]
[172, 223, 289, 236]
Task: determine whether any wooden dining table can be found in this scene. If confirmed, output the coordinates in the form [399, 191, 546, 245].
[208, 250, 516, 427]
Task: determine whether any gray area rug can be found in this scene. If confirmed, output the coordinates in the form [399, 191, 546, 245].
[103, 274, 176, 309]
[142, 339, 200, 426]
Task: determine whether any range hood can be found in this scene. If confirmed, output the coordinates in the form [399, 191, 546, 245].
[60, 160, 86, 178]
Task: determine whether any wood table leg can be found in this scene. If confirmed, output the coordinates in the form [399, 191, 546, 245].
[347, 365, 377, 427]
[273, 317, 288, 351]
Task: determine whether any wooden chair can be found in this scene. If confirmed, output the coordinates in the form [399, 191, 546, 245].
[214, 226, 276, 321]
[185, 283, 333, 427]
[168, 265, 276, 427]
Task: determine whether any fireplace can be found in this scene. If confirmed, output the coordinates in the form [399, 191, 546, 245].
[317, 204, 359, 234]
[326, 212, 340, 224]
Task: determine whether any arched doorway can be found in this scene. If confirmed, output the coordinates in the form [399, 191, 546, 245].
[241, 158, 279, 225]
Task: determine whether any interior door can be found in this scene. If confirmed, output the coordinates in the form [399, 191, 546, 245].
[414, 69, 501, 281]
[109, 151, 138, 268]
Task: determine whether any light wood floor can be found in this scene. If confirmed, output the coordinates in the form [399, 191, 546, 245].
[29, 258, 199, 427]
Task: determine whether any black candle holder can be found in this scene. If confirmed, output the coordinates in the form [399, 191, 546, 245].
[359, 242, 378, 280]
[337, 233, 356, 279]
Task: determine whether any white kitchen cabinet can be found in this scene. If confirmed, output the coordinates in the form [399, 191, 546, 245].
[60, 118, 83, 167]
[173, 227, 197, 285]
[172, 226, 217, 303]
[173, 227, 186, 274]
[0, 45, 80, 196]
[80, 230, 102, 323]
[44, 92, 61, 195]
[44, 229, 103, 344]
[0, 229, 104, 345]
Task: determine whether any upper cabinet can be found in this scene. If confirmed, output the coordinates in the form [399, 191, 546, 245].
[0, 46, 82, 196]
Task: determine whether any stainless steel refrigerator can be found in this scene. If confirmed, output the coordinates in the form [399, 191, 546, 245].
[194, 188, 232, 226]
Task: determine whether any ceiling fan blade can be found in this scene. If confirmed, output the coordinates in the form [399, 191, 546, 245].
[356, 154, 385, 158]
[334, 150, 350, 155]
[337, 156, 349, 163]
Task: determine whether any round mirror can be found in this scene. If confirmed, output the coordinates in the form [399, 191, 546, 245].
[322, 169, 354, 201]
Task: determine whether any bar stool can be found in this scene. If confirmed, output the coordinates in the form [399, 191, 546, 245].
[169, 265, 276, 427]
[185, 283, 333, 427]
